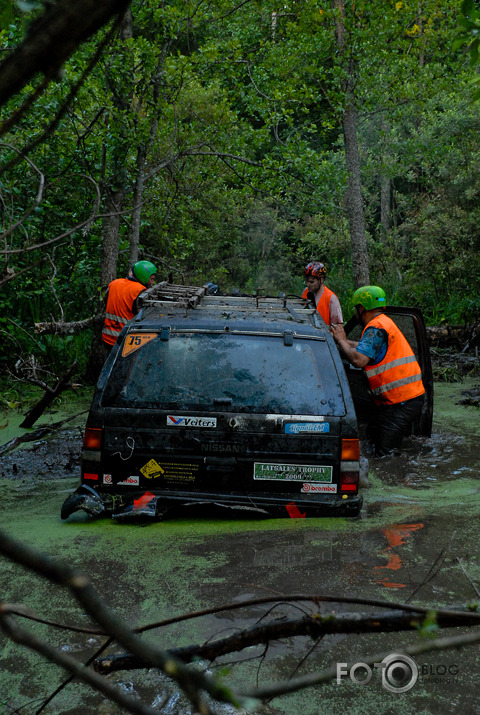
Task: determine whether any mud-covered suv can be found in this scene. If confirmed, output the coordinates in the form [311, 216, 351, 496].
[61, 285, 432, 521]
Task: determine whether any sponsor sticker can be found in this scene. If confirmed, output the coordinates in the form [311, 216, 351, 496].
[122, 333, 157, 357]
[301, 482, 337, 493]
[285, 422, 330, 434]
[118, 475, 140, 486]
[140, 459, 165, 479]
[161, 462, 198, 482]
[104, 474, 140, 486]
[167, 415, 217, 428]
[254, 463, 332, 482]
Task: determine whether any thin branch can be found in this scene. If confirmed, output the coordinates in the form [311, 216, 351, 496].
[133, 593, 480, 636]
[95, 607, 480, 674]
[36, 635, 114, 715]
[240, 629, 480, 701]
[457, 557, 480, 598]
[0, 77, 49, 136]
[0, 142, 45, 241]
[0, 612, 158, 715]
[0, 530, 248, 712]
[0, 176, 100, 253]
[0, 258, 45, 288]
[215, 0, 255, 21]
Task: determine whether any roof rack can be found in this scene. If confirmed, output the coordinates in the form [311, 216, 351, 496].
[140, 282, 207, 308]
[139, 283, 319, 324]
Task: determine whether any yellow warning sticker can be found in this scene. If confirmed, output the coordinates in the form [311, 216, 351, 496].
[140, 459, 165, 479]
[122, 333, 157, 357]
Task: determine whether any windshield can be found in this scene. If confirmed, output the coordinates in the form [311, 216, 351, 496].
[102, 332, 346, 415]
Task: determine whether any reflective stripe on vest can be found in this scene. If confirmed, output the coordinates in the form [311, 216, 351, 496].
[366, 354, 417, 378]
[102, 278, 145, 346]
[105, 313, 129, 324]
[362, 313, 425, 406]
[102, 327, 123, 338]
[371, 372, 423, 396]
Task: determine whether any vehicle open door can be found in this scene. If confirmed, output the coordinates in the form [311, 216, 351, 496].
[343, 306, 433, 437]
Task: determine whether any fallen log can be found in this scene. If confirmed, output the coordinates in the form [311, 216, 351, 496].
[20, 362, 78, 429]
[34, 315, 102, 336]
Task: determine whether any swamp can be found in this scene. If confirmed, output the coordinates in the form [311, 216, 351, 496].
[1, 372, 480, 714]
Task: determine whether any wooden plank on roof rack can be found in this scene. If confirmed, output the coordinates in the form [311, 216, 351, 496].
[141, 282, 206, 308]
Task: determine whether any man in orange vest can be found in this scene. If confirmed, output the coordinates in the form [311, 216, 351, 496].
[330, 285, 425, 456]
[102, 260, 157, 348]
[302, 262, 343, 326]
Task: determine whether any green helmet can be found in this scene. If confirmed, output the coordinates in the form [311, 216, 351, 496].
[351, 285, 386, 311]
[132, 260, 157, 286]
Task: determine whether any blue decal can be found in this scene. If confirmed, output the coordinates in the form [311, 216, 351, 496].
[285, 423, 330, 434]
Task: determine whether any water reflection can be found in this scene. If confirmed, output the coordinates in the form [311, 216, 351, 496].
[373, 522, 424, 588]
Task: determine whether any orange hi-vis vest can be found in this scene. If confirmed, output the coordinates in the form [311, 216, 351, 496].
[362, 313, 425, 406]
[302, 285, 335, 324]
[102, 278, 145, 346]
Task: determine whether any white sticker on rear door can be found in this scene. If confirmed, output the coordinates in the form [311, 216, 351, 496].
[301, 483, 337, 493]
[254, 463, 332, 482]
[167, 415, 217, 427]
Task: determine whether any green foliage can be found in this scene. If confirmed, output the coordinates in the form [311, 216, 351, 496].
[1, 0, 480, 378]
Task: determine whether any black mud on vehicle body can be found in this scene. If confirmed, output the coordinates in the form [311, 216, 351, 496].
[61, 288, 365, 521]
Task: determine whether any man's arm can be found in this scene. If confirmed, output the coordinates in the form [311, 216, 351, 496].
[132, 291, 146, 315]
[328, 294, 343, 325]
[330, 324, 371, 368]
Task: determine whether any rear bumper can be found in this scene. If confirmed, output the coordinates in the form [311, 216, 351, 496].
[61, 484, 362, 521]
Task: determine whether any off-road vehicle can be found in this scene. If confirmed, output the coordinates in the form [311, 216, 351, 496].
[61, 284, 432, 521]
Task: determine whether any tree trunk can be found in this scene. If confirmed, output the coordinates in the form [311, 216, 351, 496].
[100, 186, 126, 285]
[128, 41, 168, 266]
[128, 145, 146, 266]
[333, 0, 370, 288]
[380, 174, 391, 235]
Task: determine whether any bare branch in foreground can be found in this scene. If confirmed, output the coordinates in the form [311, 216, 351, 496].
[0, 530, 249, 713]
[95, 607, 480, 674]
[0, 0, 131, 109]
[0, 611, 158, 715]
[240, 628, 480, 702]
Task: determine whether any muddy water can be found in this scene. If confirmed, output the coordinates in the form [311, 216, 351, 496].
[1, 379, 480, 714]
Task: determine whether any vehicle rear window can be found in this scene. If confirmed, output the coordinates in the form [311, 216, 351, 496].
[102, 332, 346, 415]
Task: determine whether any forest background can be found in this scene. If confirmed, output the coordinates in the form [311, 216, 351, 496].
[1, 0, 479, 383]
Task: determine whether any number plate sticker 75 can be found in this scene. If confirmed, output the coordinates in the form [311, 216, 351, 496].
[122, 333, 157, 357]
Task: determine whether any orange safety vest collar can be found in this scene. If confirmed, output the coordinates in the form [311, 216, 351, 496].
[102, 278, 145, 346]
[302, 285, 335, 324]
[362, 313, 425, 406]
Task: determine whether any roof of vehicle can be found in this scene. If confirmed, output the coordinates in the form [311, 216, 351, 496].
[134, 282, 326, 335]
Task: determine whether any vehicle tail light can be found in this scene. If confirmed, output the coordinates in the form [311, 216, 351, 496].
[340, 438, 360, 493]
[84, 473, 99, 481]
[83, 427, 102, 450]
[341, 438, 360, 461]
[82, 428, 102, 483]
